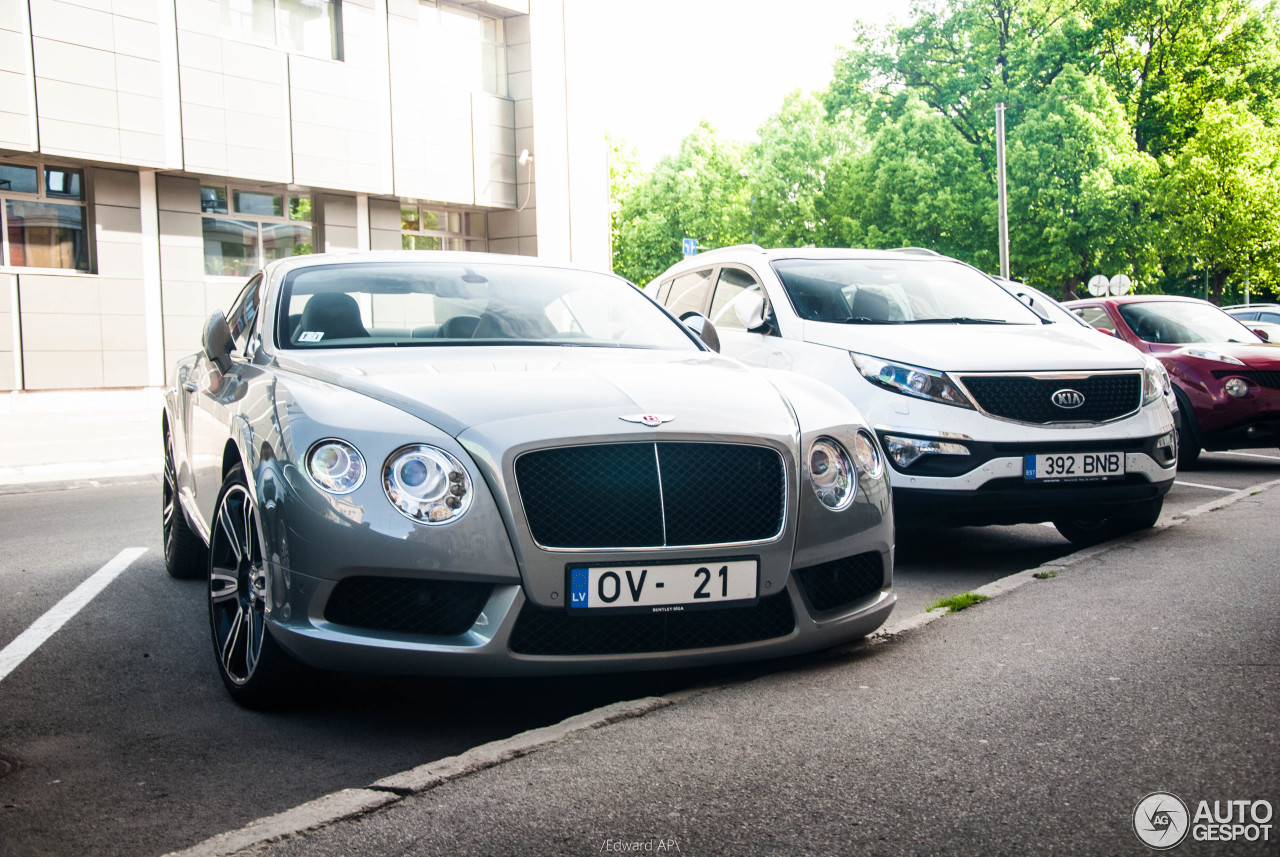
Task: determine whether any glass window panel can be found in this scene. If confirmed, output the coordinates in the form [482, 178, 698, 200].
[665, 269, 715, 318]
[203, 217, 260, 277]
[289, 195, 312, 221]
[262, 222, 312, 262]
[421, 210, 441, 230]
[234, 189, 283, 217]
[44, 168, 83, 199]
[201, 185, 229, 214]
[6, 201, 89, 271]
[709, 268, 764, 330]
[465, 212, 486, 238]
[401, 206, 419, 231]
[277, 0, 341, 59]
[0, 165, 39, 195]
[481, 17, 506, 97]
[412, 235, 441, 250]
[447, 212, 462, 233]
[222, 0, 275, 44]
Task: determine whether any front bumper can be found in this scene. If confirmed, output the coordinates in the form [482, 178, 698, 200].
[265, 551, 895, 676]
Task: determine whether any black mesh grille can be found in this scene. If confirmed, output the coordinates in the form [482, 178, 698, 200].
[960, 374, 1142, 423]
[516, 443, 786, 548]
[508, 591, 796, 655]
[794, 553, 885, 613]
[324, 577, 492, 636]
[1212, 369, 1280, 388]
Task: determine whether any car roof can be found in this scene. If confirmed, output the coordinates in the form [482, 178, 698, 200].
[1063, 294, 1211, 307]
[654, 245, 966, 279]
[262, 250, 613, 278]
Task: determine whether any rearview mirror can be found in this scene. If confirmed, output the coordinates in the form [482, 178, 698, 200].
[680, 312, 721, 352]
[203, 311, 234, 373]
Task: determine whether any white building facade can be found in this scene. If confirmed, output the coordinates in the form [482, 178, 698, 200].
[0, 0, 608, 390]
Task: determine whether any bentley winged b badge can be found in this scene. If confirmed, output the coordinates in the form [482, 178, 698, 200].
[620, 414, 676, 427]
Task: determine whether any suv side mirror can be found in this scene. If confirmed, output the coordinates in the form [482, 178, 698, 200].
[203, 311, 234, 373]
[733, 291, 767, 330]
[680, 312, 721, 352]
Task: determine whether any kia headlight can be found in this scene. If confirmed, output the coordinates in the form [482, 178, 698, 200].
[1141, 354, 1169, 404]
[850, 353, 974, 409]
[1171, 346, 1245, 366]
[384, 445, 473, 524]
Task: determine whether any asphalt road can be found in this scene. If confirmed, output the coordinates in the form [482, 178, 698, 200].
[0, 451, 1276, 857]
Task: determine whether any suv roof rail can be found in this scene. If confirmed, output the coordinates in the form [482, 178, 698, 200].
[891, 246, 943, 256]
[688, 243, 767, 259]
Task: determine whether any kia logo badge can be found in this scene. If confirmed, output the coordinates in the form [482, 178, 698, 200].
[1052, 389, 1086, 409]
[620, 414, 675, 427]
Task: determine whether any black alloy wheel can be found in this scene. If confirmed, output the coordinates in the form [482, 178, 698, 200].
[163, 428, 207, 579]
[208, 465, 300, 708]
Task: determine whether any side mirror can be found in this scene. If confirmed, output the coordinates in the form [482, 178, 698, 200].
[680, 312, 721, 352]
[1254, 328, 1271, 343]
[733, 291, 767, 331]
[203, 311, 234, 373]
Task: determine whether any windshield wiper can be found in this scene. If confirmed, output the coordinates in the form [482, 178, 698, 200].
[902, 317, 1010, 324]
[835, 317, 904, 324]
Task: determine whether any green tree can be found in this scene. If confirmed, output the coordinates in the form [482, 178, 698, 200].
[1157, 100, 1280, 304]
[611, 122, 749, 285]
[1005, 66, 1159, 297]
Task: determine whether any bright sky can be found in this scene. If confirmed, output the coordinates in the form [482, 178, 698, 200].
[569, 0, 898, 167]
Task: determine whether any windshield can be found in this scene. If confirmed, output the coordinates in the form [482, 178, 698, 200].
[771, 258, 1040, 325]
[1117, 301, 1265, 345]
[275, 261, 699, 351]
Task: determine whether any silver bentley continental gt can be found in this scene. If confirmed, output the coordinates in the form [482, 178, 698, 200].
[162, 252, 895, 707]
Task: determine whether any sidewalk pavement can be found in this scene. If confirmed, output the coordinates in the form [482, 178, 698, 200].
[0, 387, 164, 490]
[169, 482, 1280, 857]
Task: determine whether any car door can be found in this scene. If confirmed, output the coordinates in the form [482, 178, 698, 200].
[706, 265, 800, 370]
[190, 274, 263, 526]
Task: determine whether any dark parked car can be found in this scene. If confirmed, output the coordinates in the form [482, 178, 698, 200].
[1065, 294, 1280, 467]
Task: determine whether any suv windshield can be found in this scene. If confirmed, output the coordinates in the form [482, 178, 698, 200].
[771, 258, 1039, 325]
[1117, 301, 1265, 345]
[276, 261, 698, 351]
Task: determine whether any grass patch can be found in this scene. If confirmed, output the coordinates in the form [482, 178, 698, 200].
[1033, 570, 1058, 580]
[927, 592, 990, 613]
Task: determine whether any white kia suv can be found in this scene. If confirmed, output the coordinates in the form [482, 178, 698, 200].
[647, 246, 1177, 544]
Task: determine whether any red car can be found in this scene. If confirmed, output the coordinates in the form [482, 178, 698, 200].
[1065, 294, 1280, 468]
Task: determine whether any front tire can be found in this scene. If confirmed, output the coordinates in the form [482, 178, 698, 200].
[163, 428, 207, 579]
[1053, 497, 1163, 547]
[208, 465, 301, 709]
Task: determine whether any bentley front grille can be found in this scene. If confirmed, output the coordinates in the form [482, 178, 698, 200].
[515, 442, 786, 549]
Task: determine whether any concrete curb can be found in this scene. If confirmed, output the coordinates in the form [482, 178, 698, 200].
[162, 477, 1280, 857]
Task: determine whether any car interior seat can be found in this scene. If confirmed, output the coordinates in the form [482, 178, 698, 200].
[849, 288, 892, 322]
[297, 293, 369, 341]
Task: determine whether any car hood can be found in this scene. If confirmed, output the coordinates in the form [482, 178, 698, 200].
[802, 320, 1144, 372]
[273, 347, 799, 439]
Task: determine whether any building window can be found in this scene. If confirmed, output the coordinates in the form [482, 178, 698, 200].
[0, 162, 89, 271]
[401, 204, 487, 251]
[202, 184, 313, 277]
[221, 0, 344, 61]
[418, 1, 507, 97]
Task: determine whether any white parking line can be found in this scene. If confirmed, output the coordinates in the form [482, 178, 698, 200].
[1175, 480, 1240, 493]
[0, 547, 147, 683]
[1218, 450, 1280, 461]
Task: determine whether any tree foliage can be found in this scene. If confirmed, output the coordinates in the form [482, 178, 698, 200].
[609, 0, 1280, 299]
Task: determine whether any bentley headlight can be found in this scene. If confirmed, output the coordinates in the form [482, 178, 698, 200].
[850, 353, 975, 409]
[852, 430, 884, 479]
[1172, 346, 1244, 366]
[1141, 354, 1168, 404]
[305, 439, 365, 494]
[809, 438, 855, 510]
[384, 445, 473, 524]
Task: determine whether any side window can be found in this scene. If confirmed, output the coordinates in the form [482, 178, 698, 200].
[1258, 312, 1280, 324]
[664, 269, 714, 319]
[709, 267, 766, 331]
[1077, 305, 1115, 333]
[227, 274, 263, 355]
